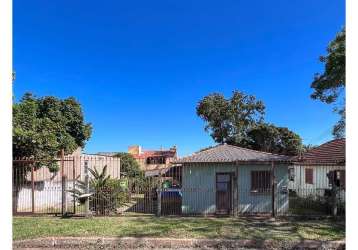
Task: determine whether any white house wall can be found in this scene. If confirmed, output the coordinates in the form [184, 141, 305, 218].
[288, 165, 345, 198]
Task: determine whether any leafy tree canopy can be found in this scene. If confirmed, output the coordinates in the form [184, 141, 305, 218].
[244, 123, 302, 156]
[113, 152, 143, 178]
[196, 91, 265, 145]
[196, 90, 303, 156]
[13, 93, 92, 170]
[311, 27, 345, 138]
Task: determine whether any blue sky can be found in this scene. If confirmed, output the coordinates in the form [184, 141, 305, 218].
[13, 0, 345, 156]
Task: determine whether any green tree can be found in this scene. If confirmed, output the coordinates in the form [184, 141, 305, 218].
[13, 93, 92, 170]
[196, 90, 265, 145]
[114, 152, 143, 178]
[311, 27, 345, 138]
[245, 123, 302, 156]
[196, 90, 303, 155]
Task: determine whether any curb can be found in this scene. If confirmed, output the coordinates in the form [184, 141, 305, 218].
[13, 237, 346, 249]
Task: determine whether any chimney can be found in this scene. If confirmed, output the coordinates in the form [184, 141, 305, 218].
[128, 145, 142, 155]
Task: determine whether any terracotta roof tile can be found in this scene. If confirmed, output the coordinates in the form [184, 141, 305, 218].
[293, 138, 345, 165]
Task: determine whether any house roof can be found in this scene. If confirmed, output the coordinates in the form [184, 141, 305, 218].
[132, 150, 177, 159]
[175, 144, 290, 164]
[96, 152, 118, 156]
[293, 138, 345, 165]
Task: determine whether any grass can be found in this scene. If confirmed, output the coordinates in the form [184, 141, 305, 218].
[13, 215, 345, 241]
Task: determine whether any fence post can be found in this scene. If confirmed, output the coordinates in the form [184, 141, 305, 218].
[271, 161, 276, 218]
[31, 166, 35, 213]
[73, 157, 76, 215]
[234, 168, 239, 216]
[156, 178, 162, 217]
[128, 178, 131, 201]
[61, 149, 67, 217]
[84, 160, 90, 217]
[332, 180, 338, 217]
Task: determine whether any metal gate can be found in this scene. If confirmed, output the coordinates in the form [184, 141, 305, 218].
[13, 157, 75, 215]
[117, 165, 182, 216]
[13, 155, 121, 216]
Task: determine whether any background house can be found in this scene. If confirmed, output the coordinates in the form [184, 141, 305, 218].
[127, 145, 177, 176]
[175, 144, 291, 215]
[289, 138, 345, 198]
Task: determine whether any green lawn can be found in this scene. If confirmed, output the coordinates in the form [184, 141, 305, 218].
[13, 215, 345, 242]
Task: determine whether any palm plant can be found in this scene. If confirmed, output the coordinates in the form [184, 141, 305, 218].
[68, 165, 129, 215]
[88, 165, 111, 189]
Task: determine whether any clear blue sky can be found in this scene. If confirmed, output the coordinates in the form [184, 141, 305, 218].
[13, 0, 345, 156]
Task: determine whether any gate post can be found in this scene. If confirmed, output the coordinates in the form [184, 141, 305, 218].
[271, 161, 276, 218]
[156, 188, 161, 216]
[73, 157, 76, 214]
[84, 160, 90, 217]
[31, 165, 35, 213]
[156, 177, 162, 217]
[61, 149, 67, 216]
[332, 179, 338, 217]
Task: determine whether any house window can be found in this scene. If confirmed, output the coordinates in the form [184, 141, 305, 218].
[328, 170, 345, 188]
[146, 157, 166, 165]
[305, 168, 313, 184]
[251, 171, 271, 193]
[288, 168, 295, 181]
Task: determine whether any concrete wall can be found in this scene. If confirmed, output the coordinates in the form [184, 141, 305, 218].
[16, 181, 75, 213]
[181, 163, 289, 215]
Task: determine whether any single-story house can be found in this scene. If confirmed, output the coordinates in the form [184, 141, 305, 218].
[175, 144, 291, 215]
[289, 138, 345, 198]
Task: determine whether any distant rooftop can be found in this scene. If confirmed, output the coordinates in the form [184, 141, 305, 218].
[96, 146, 177, 159]
[95, 152, 118, 156]
[128, 145, 177, 159]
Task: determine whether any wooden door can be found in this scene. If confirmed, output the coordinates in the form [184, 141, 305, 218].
[216, 173, 232, 214]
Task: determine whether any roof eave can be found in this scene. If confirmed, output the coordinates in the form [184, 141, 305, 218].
[291, 160, 345, 166]
[174, 159, 293, 165]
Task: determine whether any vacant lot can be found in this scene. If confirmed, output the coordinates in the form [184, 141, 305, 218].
[13, 215, 345, 242]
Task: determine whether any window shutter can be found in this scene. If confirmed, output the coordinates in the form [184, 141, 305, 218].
[305, 168, 313, 184]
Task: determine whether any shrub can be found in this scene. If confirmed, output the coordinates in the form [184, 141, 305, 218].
[67, 165, 129, 215]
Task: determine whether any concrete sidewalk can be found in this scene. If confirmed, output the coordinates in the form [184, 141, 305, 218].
[13, 237, 345, 249]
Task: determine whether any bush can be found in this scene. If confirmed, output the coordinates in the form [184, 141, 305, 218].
[67, 165, 130, 215]
[90, 179, 129, 215]
[289, 194, 330, 215]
